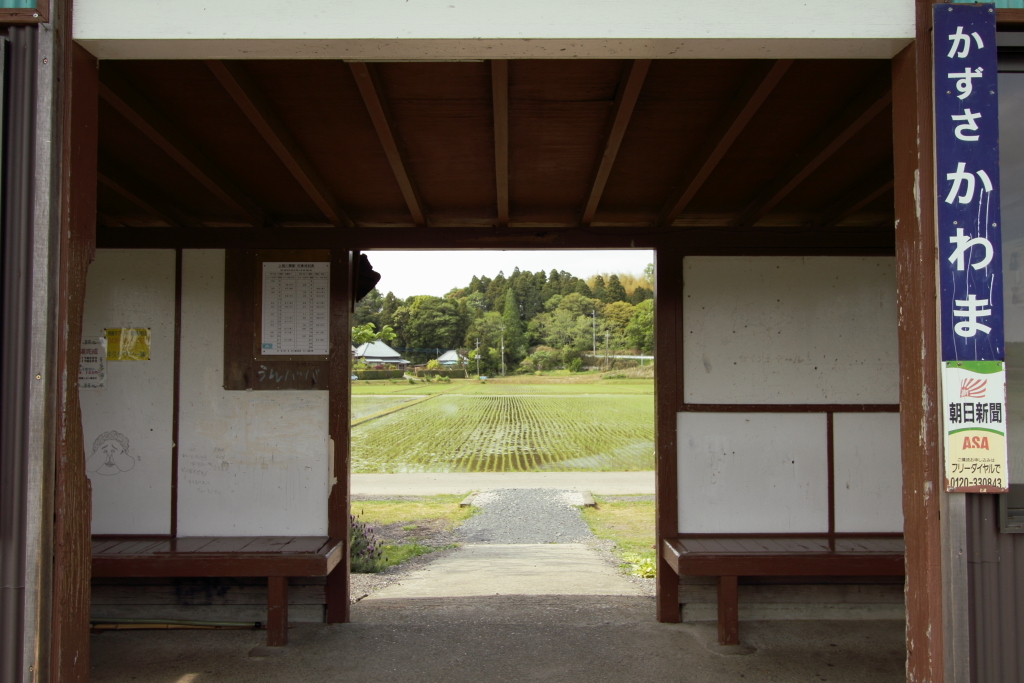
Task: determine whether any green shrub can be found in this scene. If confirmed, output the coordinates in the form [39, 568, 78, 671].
[621, 552, 656, 578]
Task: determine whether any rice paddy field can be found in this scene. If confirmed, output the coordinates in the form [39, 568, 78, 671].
[350, 378, 654, 473]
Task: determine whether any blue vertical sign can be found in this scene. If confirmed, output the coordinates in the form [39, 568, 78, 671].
[934, 4, 1003, 362]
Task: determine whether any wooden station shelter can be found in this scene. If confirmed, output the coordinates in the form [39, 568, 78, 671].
[2, 1, 1024, 682]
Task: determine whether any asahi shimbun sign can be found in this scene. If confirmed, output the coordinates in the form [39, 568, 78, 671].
[934, 4, 1008, 493]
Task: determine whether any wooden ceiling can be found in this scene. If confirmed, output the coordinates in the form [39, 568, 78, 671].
[96, 58, 895, 235]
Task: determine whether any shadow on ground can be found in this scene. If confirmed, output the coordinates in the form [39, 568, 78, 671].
[90, 595, 905, 683]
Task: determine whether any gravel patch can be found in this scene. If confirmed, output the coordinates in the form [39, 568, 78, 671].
[456, 488, 594, 544]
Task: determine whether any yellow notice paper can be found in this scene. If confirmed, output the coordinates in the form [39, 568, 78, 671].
[105, 328, 151, 361]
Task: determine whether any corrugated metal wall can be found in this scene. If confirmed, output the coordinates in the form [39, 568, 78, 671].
[0, 24, 45, 683]
[967, 493, 1024, 683]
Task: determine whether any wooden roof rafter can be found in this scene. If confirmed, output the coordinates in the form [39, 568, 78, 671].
[813, 163, 894, 228]
[731, 71, 892, 227]
[580, 59, 651, 228]
[97, 155, 201, 228]
[492, 60, 510, 228]
[205, 60, 354, 229]
[348, 62, 427, 227]
[656, 60, 793, 228]
[98, 65, 270, 228]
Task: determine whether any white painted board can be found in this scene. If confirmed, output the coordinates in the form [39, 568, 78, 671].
[833, 413, 904, 533]
[683, 256, 898, 405]
[177, 250, 329, 537]
[677, 412, 828, 534]
[73, 0, 914, 60]
[80, 249, 175, 535]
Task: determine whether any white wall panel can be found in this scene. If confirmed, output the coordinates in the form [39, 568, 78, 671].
[73, 0, 914, 60]
[677, 412, 828, 534]
[833, 413, 903, 533]
[177, 250, 328, 537]
[683, 256, 898, 405]
[81, 249, 175, 535]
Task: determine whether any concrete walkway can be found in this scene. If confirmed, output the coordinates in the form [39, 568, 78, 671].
[365, 544, 641, 599]
[352, 471, 654, 495]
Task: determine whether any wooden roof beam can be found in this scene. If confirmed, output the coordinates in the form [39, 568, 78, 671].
[581, 59, 651, 228]
[348, 62, 427, 227]
[97, 156, 201, 228]
[656, 60, 792, 228]
[492, 60, 509, 228]
[813, 164, 894, 227]
[731, 72, 892, 227]
[206, 61, 353, 229]
[98, 65, 269, 227]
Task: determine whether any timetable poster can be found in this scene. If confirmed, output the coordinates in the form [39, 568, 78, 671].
[261, 262, 330, 356]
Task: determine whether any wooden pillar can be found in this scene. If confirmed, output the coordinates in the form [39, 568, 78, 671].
[892, 2, 944, 680]
[50, 42, 99, 683]
[655, 246, 683, 622]
[717, 576, 739, 646]
[266, 577, 289, 646]
[325, 250, 352, 623]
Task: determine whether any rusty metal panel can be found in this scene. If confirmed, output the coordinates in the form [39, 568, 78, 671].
[966, 493, 1024, 683]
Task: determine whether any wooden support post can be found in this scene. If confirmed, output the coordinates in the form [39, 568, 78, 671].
[51, 41, 99, 683]
[717, 576, 740, 646]
[655, 246, 684, 622]
[892, 2, 944, 680]
[326, 250, 353, 623]
[266, 577, 289, 646]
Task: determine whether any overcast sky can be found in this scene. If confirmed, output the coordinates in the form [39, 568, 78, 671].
[364, 250, 654, 300]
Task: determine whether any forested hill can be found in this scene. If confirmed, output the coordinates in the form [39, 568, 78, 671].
[353, 266, 654, 373]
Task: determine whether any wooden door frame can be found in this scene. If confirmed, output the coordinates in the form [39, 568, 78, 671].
[56, 39, 945, 683]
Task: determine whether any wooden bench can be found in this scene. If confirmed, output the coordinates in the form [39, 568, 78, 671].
[92, 536, 345, 646]
[662, 536, 905, 645]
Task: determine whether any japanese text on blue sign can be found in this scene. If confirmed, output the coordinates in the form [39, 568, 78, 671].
[934, 4, 1003, 362]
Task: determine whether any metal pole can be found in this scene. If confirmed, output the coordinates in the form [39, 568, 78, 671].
[475, 338, 480, 376]
[500, 326, 505, 376]
[592, 310, 596, 362]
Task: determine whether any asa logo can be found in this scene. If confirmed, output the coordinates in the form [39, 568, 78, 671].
[961, 435, 990, 450]
[960, 378, 987, 399]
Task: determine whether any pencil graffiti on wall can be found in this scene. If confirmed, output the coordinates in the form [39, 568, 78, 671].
[86, 430, 137, 476]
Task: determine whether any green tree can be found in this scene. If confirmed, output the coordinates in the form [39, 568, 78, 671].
[591, 275, 607, 302]
[555, 292, 602, 319]
[352, 322, 396, 345]
[402, 296, 468, 353]
[603, 301, 635, 336]
[625, 299, 654, 354]
[606, 274, 627, 303]
[353, 288, 383, 328]
[502, 288, 527, 365]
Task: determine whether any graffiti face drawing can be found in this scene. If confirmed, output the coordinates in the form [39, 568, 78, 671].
[86, 430, 136, 476]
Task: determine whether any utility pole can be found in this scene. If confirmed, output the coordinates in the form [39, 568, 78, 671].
[475, 338, 480, 377]
[605, 331, 610, 371]
[592, 310, 597, 362]
[500, 325, 506, 376]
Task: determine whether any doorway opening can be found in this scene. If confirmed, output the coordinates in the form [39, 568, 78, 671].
[347, 248, 657, 606]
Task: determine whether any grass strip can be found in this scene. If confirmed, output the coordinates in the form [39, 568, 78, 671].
[351, 494, 476, 573]
[580, 495, 656, 577]
[351, 494, 476, 527]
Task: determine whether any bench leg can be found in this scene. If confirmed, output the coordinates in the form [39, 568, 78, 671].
[717, 575, 739, 646]
[267, 576, 289, 646]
